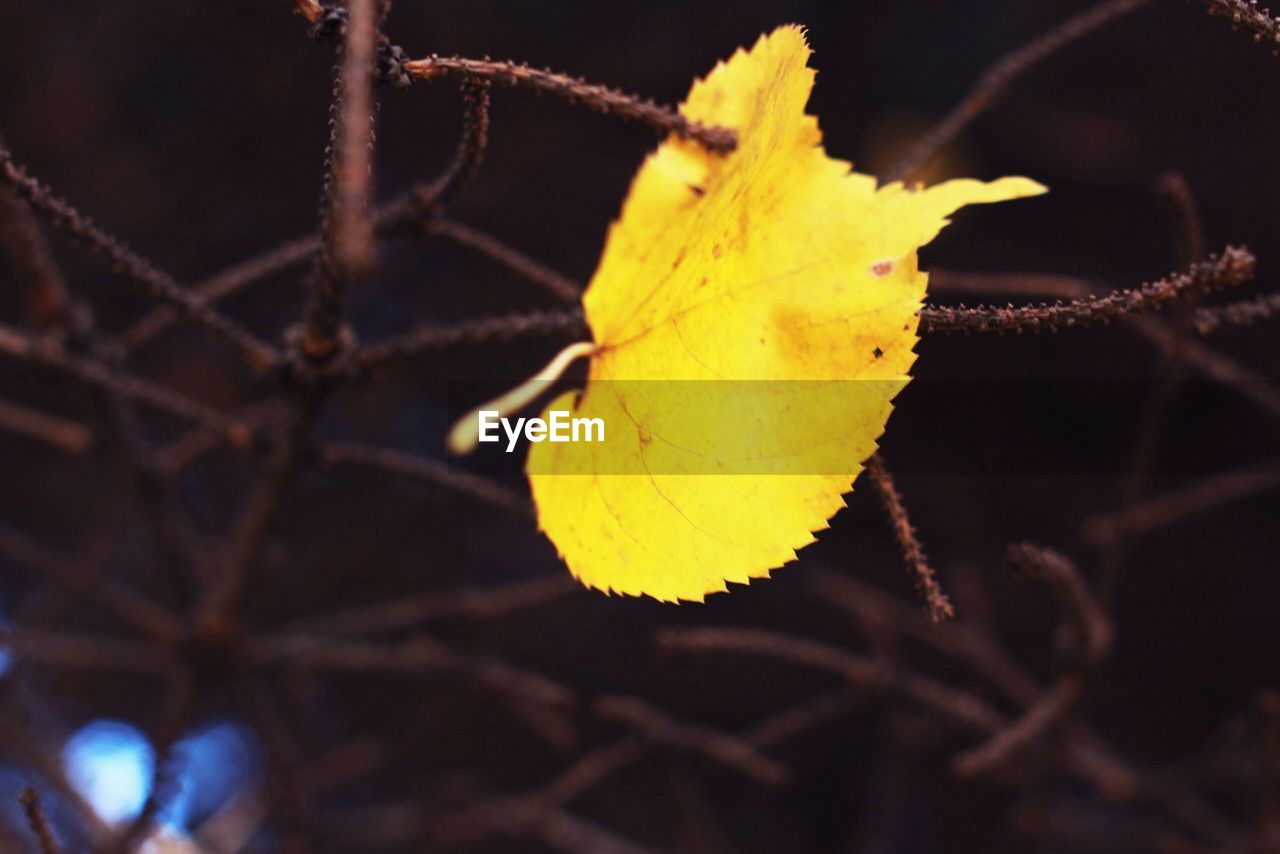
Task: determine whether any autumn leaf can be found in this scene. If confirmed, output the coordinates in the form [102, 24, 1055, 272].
[525, 25, 1045, 602]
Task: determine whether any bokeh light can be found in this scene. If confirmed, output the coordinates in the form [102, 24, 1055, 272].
[62, 720, 154, 825]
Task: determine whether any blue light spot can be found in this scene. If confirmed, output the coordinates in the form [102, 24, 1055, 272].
[165, 722, 260, 829]
[0, 601, 12, 677]
[62, 720, 154, 824]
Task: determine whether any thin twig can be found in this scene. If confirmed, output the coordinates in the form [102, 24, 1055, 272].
[18, 787, 59, 854]
[0, 626, 174, 674]
[412, 77, 492, 216]
[435, 219, 581, 301]
[119, 234, 319, 352]
[328, 0, 378, 283]
[1194, 292, 1280, 333]
[269, 573, 576, 638]
[106, 671, 196, 854]
[887, 0, 1153, 182]
[952, 544, 1111, 778]
[361, 305, 587, 369]
[1081, 457, 1280, 545]
[0, 137, 70, 330]
[1200, 0, 1280, 54]
[247, 633, 575, 710]
[0, 524, 184, 641]
[403, 56, 737, 153]
[865, 453, 954, 622]
[918, 247, 1254, 334]
[592, 694, 790, 786]
[1124, 315, 1280, 420]
[0, 320, 251, 437]
[0, 397, 93, 454]
[198, 400, 318, 626]
[321, 439, 533, 517]
[0, 145, 279, 370]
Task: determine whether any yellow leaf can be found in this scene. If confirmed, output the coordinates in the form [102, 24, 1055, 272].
[526, 25, 1045, 602]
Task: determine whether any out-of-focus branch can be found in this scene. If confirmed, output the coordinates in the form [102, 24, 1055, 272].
[0, 146, 279, 370]
[321, 440, 533, 517]
[17, 788, 59, 854]
[952, 544, 1111, 778]
[593, 695, 790, 786]
[1195, 292, 1280, 333]
[270, 574, 576, 638]
[434, 219, 582, 301]
[360, 306, 588, 369]
[0, 320, 251, 439]
[0, 524, 184, 641]
[887, 0, 1153, 182]
[0, 397, 93, 454]
[1082, 457, 1280, 544]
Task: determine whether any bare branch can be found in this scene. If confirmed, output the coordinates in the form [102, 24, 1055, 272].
[0, 145, 279, 370]
[1200, 0, 1280, 54]
[887, 0, 1153, 182]
[404, 56, 737, 154]
[593, 694, 790, 786]
[919, 247, 1254, 334]
[0, 320, 252, 438]
[18, 788, 59, 854]
[1194, 292, 1280, 333]
[0, 396, 93, 454]
[865, 453, 954, 622]
[435, 219, 582, 301]
[360, 305, 587, 369]
[328, 0, 378, 283]
[322, 439, 533, 517]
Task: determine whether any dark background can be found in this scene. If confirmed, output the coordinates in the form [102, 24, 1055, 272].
[0, 0, 1278, 851]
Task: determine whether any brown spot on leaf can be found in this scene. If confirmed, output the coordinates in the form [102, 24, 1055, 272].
[872, 260, 895, 277]
[872, 346, 884, 359]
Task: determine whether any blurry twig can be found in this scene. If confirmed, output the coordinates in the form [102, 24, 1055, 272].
[0, 321, 251, 439]
[435, 219, 581, 301]
[1194, 293, 1280, 333]
[1098, 174, 1207, 607]
[928, 270, 1092, 299]
[865, 453, 954, 622]
[0, 524, 183, 641]
[17, 787, 59, 854]
[887, 0, 1153, 182]
[952, 544, 1110, 778]
[270, 573, 577, 638]
[0, 140, 70, 330]
[321, 439, 534, 517]
[593, 695, 790, 786]
[327, 0, 378, 284]
[248, 633, 575, 710]
[0, 626, 174, 674]
[1082, 457, 1280, 544]
[360, 306, 587, 369]
[106, 671, 196, 854]
[0, 146, 279, 370]
[0, 397, 92, 454]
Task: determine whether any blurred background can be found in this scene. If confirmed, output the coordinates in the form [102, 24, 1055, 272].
[0, 0, 1278, 851]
